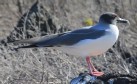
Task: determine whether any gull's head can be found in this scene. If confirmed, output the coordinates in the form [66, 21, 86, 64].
[99, 12, 130, 25]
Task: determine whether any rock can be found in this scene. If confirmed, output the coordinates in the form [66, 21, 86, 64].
[0, 0, 137, 84]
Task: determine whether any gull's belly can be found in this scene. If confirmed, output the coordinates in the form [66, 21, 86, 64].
[59, 33, 118, 57]
[58, 25, 119, 57]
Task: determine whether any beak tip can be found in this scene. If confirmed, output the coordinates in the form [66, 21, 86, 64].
[126, 20, 130, 25]
[124, 20, 130, 25]
[117, 18, 130, 25]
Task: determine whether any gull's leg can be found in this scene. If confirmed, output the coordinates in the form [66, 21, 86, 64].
[86, 56, 104, 76]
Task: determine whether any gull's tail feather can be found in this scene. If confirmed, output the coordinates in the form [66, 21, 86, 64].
[18, 44, 38, 48]
[15, 44, 53, 50]
[8, 34, 61, 44]
[9, 37, 41, 44]
[12, 44, 38, 51]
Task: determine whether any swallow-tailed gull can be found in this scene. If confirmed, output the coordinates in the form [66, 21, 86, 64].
[13, 12, 129, 76]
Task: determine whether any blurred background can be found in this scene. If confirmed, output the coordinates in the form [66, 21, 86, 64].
[0, 0, 137, 84]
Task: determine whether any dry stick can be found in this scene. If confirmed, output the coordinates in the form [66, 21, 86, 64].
[37, 1, 41, 36]
[103, 54, 108, 65]
[38, 48, 45, 84]
[23, 9, 30, 39]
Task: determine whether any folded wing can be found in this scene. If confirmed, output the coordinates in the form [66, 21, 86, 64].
[13, 28, 107, 48]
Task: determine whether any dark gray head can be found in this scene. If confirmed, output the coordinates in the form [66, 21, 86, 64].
[99, 12, 129, 25]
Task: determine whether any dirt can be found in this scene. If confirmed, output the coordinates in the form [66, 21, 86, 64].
[0, 0, 137, 84]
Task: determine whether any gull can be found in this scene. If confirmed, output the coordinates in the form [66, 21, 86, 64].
[13, 12, 129, 76]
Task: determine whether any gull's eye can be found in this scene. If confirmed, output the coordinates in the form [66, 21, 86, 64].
[111, 15, 117, 19]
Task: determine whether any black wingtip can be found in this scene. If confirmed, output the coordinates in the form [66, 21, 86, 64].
[7, 40, 20, 44]
[15, 44, 38, 50]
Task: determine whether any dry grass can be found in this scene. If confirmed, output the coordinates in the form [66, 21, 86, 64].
[0, 0, 137, 84]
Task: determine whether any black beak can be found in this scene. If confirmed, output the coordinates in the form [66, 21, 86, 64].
[117, 18, 130, 24]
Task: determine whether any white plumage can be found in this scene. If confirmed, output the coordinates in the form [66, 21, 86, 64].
[58, 24, 119, 57]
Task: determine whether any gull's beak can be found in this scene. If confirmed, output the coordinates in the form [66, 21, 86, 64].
[117, 18, 130, 25]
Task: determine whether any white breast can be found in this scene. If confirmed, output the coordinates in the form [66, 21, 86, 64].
[58, 25, 119, 57]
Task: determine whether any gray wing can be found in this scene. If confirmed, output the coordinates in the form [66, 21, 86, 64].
[15, 28, 107, 48]
[35, 28, 107, 47]
[13, 31, 71, 44]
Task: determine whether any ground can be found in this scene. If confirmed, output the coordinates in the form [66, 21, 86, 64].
[0, 0, 137, 84]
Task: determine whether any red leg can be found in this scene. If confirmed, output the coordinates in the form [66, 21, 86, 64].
[86, 56, 104, 76]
